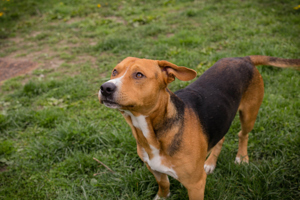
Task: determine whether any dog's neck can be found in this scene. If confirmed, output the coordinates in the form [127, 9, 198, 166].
[121, 89, 183, 158]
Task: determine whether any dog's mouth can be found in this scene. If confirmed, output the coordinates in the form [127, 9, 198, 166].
[101, 100, 135, 109]
[102, 100, 120, 109]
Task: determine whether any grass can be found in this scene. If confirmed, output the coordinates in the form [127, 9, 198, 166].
[0, 0, 299, 199]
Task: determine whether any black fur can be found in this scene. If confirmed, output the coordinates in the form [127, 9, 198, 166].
[167, 92, 185, 156]
[154, 90, 185, 156]
[174, 57, 254, 150]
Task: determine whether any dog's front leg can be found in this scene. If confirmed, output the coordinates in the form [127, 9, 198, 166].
[145, 164, 170, 200]
[136, 145, 170, 199]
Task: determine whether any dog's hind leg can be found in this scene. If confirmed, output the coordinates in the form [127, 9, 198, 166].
[204, 137, 225, 174]
[236, 67, 264, 164]
[183, 169, 207, 200]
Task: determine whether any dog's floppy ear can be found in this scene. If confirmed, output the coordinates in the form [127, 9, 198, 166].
[158, 60, 197, 84]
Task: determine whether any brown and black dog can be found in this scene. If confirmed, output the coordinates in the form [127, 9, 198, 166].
[98, 56, 300, 200]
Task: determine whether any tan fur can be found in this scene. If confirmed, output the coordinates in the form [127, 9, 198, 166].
[99, 56, 298, 199]
[204, 137, 225, 171]
[249, 55, 300, 68]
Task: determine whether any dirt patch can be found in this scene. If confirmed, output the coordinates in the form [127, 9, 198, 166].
[166, 33, 174, 38]
[0, 58, 39, 82]
[65, 17, 83, 25]
[0, 166, 7, 172]
[104, 16, 127, 25]
[0, 34, 99, 84]
[43, 59, 64, 70]
[30, 31, 42, 38]
[9, 37, 24, 44]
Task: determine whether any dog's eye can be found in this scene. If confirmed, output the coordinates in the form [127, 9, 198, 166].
[136, 72, 144, 78]
[112, 69, 117, 76]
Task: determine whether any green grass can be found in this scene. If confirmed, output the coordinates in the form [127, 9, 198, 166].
[0, 0, 299, 199]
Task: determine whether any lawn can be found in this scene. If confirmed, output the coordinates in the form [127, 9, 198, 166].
[0, 0, 299, 199]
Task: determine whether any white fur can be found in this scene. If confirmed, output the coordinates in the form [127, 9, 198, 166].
[125, 111, 149, 138]
[107, 67, 129, 87]
[142, 146, 178, 179]
[123, 111, 178, 179]
[98, 68, 129, 109]
[235, 157, 241, 164]
[204, 164, 216, 174]
[153, 192, 171, 200]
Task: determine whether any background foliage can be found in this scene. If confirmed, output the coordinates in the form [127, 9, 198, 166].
[0, 0, 299, 199]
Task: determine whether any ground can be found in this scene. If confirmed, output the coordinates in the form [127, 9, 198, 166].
[0, 58, 38, 82]
[0, 0, 299, 199]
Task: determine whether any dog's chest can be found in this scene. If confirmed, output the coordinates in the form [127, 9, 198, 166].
[141, 146, 178, 179]
[125, 111, 178, 179]
[128, 113, 149, 138]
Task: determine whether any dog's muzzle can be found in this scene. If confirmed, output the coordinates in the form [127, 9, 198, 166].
[99, 82, 120, 109]
[100, 82, 116, 97]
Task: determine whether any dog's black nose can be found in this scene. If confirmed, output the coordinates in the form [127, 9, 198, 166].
[100, 82, 116, 97]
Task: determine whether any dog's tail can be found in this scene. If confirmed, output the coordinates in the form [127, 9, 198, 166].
[249, 55, 300, 69]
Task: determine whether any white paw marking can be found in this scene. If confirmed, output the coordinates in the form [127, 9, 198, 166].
[204, 164, 216, 174]
[235, 157, 241, 164]
[235, 156, 249, 164]
[153, 192, 171, 200]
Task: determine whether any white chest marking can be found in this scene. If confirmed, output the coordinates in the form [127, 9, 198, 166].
[142, 146, 178, 179]
[125, 111, 149, 138]
[122, 111, 177, 179]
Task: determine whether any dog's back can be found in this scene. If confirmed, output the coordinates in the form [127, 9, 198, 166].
[175, 57, 255, 149]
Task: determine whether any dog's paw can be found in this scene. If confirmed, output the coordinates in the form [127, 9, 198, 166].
[234, 156, 249, 164]
[153, 192, 170, 200]
[204, 164, 216, 174]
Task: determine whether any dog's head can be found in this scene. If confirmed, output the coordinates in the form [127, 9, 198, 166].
[98, 57, 196, 113]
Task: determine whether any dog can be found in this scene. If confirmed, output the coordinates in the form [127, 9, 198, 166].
[98, 55, 300, 199]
